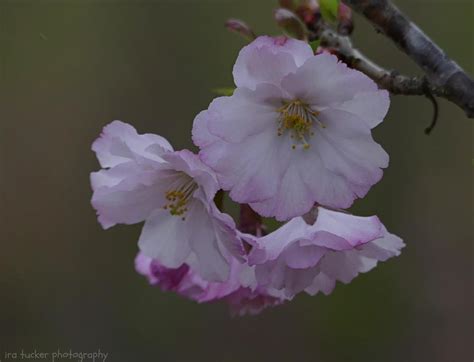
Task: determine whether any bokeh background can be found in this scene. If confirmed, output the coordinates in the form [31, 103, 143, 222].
[1, 0, 472, 361]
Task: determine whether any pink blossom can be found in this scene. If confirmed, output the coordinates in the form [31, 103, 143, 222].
[135, 252, 288, 316]
[91, 121, 243, 282]
[193, 36, 390, 220]
[245, 207, 404, 298]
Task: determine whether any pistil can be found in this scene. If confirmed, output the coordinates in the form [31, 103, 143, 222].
[277, 99, 324, 150]
[163, 177, 197, 220]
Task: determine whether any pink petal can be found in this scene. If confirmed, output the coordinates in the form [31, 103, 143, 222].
[335, 90, 390, 128]
[91, 166, 173, 229]
[281, 53, 378, 108]
[311, 207, 383, 247]
[283, 243, 326, 269]
[304, 273, 336, 296]
[233, 36, 313, 90]
[92, 120, 172, 168]
[200, 127, 291, 203]
[138, 208, 192, 268]
[206, 85, 283, 143]
[185, 202, 231, 282]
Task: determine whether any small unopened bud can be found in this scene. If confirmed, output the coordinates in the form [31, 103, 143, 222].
[274, 8, 309, 41]
[296, 0, 321, 26]
[337, 3, 354, 35]
[225, 19, 256, 41]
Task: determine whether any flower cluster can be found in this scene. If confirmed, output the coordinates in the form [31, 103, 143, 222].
[91, 36, 404, 315]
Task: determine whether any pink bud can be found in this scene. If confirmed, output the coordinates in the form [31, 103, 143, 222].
[337, 3, 354, 35]
[225, 19, 256, 40]
[274, 8, 309, 40]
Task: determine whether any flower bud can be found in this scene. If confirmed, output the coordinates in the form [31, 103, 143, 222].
[225, 19, 256, 41]
[296, 0, 320, 26]
[337, 2, 354, 35]
[274, 8, 309, 41]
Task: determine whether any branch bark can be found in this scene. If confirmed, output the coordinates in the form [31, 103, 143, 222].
[341, 0, 474, 118]
[320, 28, 427, 95]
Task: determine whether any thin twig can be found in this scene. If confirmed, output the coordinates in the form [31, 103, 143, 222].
[424, 92, 439, 134]
[319, 26, 469, 130]
[342, 0, 474, 118]
[319, 28, 427, 95]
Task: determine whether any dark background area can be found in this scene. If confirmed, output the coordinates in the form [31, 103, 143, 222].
[1, 1, 472, 361]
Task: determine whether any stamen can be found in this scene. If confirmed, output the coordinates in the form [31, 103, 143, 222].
[163, 177, 197, 218]
[277, 99, 324, 150]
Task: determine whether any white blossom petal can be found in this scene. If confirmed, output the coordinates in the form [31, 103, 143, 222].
[233, 35, 313, 90]
[138, 208, 192, 268]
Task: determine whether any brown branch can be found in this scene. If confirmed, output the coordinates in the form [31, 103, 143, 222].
[341, 0, 474, 118]
[319, 28, 442, 131]
[320, 28, 427, 95]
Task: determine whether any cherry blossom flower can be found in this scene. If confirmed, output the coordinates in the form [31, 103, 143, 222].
[193, 36, 390, 220]
[91, 121, 243, 282]
[135, 252, 288, 316]
[245, 207, 404, 298]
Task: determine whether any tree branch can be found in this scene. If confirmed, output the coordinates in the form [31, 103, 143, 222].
[320, 28, 428, 95]
[341, 0, 474, 118]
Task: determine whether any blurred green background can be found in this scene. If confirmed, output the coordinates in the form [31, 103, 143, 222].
[1, 0, 472, 361]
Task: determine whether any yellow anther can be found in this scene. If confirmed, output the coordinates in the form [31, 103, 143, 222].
[277, 99, 323, 150]
[163, 178, 197, 218]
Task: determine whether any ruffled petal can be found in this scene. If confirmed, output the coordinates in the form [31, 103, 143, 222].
[358, 226, 405, 261]
[92, 120, 172, 168]
[200, 126, 291, 203]
[307, 222, 405, 291]
[208, 203, 246, 260]
[135, 252, 190, 289]
[248, 217, 308, 264]
[227, 287, 287, 317]
[162, 150, 219, 203]
[314, 109, 389, 185]
[138, 208, 192, 268]
[300, 149, 372, 209]
[91, 165, 174, 229]
[281, 53, 379, 108]
[283, 243, 326, 269]
[185, 202, 231, 282]
[249, 208, 404, 298]
[309, 207, 383, 248]
[318, 249, 376, 283]
[255, 258, 320, 297]
[134, 252, 159, 285]
[335, 90, 390, 128]
[304, 273, 336, 296]
[206, 84, 283, 143]
[192, 109, 219, 148]
[233, 36, 313, 90]
[90, 161, 141, 190]
[249, 160, 316, 221]
[136, 253, 288, 315]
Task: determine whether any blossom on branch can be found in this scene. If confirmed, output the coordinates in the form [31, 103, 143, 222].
[193, 36, 390, 221]
[135, 252, 288, 316]
[245, 207, 404, 298]
[91, 121, 243, 282]
[91, 32, 406, 316]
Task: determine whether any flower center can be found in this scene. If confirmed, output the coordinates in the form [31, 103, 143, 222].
[277, 99, 324, 150]
[163, 176, 197, 220]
